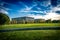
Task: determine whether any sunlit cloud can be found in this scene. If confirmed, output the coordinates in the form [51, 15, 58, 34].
[44, 12, 60, 20]
[0, 9, 8, 14]
[27, 14, 43, 19]
[26, 5, 60, 20]
[27, 12, 60, 20]
[51, 7, 60, 12]
[19, 10, 44, 13]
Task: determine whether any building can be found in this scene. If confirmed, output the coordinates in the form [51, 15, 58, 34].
[34, 19, 45, 23]
[11, 16, 34, 24]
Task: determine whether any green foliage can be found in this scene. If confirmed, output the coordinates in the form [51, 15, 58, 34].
[0, 13, 10, 25]
[0, 30, 60, 40]
[0, 23, 60, 29]
[52, 20, 60, 23]
[45, 19, 52, 23]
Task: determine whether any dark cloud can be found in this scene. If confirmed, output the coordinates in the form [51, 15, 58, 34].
[1, 0, 33, 4]
[2, 0, 19, 3]
[57, 0, 60, 5]
[51, 0, 57, 7]
[56, 11, 60, 14]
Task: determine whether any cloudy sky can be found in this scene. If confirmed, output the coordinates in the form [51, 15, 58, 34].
[0, 0, 60, 20]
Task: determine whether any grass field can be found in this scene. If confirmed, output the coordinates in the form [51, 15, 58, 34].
[0, 23, 60, 29]
[0, 23, 60, 40]
[0, 30, 60, 40]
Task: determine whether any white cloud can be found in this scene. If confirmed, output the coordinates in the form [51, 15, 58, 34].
[19, 10, 44, 13]
[52, 7, 60, 12]
[27, 12, 60, 20]
[43, 5, 60, 20]
[0, 9, 8, 14]
[44, 12, 60, 20]
[27, 14, 44, 19]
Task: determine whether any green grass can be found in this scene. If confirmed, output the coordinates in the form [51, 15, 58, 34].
[0, 23, 60, 29]
[0, 30, 60, 40]
[0, 23, 60, 40]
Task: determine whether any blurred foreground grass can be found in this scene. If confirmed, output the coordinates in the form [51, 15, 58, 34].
[0, 30, 60, 40]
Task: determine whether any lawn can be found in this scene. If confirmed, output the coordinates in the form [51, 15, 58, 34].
[0, 30, 60, 40]
[0, 23, 60, 29]
[0, 23, 60, 40]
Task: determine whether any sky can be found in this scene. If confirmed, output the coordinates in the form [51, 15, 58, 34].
[0, 0, 60, 20]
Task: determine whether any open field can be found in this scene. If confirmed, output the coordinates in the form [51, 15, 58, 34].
[0, 23, 60, 29]
[0, 23, 60, 40]
[0, 30, 60, 40]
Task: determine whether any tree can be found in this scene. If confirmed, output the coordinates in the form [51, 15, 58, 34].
[52, 20, 60, 23]
[45, 19, 51, 23]
[0, 13, 10, 25]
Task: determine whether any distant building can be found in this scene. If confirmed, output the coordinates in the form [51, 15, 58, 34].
[11, 16, 34, 24]
[34, 19, 45, 23]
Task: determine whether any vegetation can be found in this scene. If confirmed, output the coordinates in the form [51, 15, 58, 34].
[45, 19, 52, 23]
[0, 13, 10, 25]
[0, 23, 60, 29]
[0, 23, 60, 40]
[0, 30, 60, 40]
[52, 20, 60, 23]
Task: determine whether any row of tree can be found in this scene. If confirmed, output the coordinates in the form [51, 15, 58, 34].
[35, 19, 60, 23]
[45, 19, 60, 23]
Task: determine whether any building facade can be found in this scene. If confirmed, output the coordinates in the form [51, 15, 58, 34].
[11, 17, 34, 24]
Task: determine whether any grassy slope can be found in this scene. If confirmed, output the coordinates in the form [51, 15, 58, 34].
[0, 30, 60, 40]
[0, 23, 60, 29]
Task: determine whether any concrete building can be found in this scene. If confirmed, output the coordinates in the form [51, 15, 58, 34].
[11, 16, 34, 24]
